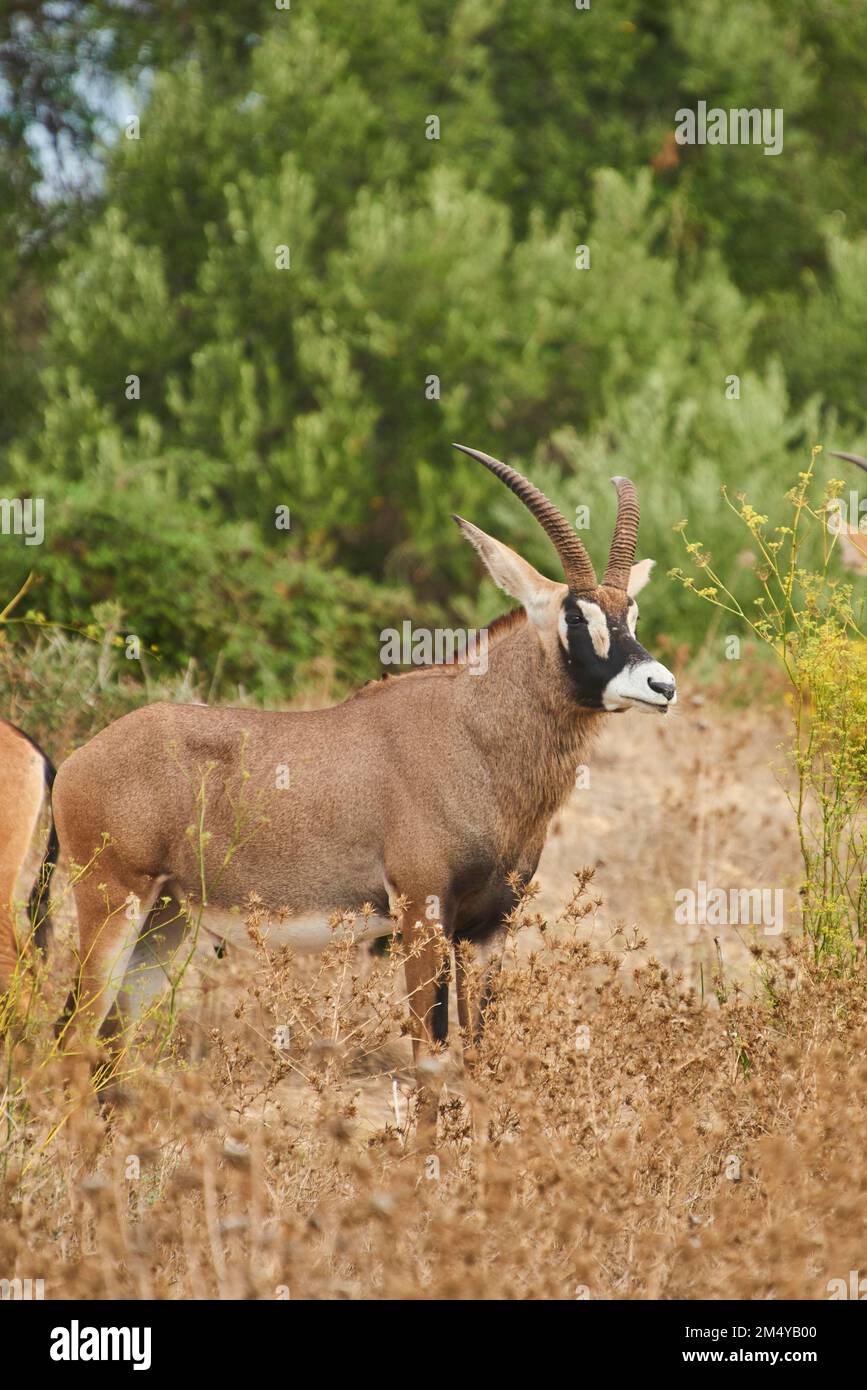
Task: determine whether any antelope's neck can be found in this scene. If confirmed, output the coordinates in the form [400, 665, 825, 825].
[454, 619, 597, 843]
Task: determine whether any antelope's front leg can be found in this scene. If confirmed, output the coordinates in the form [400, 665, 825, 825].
[400, 906, 449, 1140]
[454, 933, 503, 1069]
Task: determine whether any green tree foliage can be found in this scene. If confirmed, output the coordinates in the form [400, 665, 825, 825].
[1, 1, 866, 694]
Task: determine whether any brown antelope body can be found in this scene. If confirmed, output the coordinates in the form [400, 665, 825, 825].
[0, 718, 57, 992]
[53, 447, 676, 1104]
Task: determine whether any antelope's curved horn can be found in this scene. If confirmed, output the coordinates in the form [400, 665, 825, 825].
[452, 443, 597, 593]
[602, 476, 640, 590]
[830, 451, 867, 474]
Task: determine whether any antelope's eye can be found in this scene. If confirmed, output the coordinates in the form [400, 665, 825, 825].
[565, 610, 586, 627]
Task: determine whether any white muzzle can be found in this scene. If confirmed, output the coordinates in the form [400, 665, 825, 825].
[603, 660, 677, 713]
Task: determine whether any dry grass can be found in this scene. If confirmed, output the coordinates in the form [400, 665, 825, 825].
[3, 878, 866, 1300]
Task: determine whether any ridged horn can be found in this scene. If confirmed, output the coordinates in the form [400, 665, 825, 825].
[452, 444, 597, 593]
[602, 476, 640, 590]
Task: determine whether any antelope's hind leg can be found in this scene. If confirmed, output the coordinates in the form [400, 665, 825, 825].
[99, 892, 190, 1058]
[57, 867, 168, 1062]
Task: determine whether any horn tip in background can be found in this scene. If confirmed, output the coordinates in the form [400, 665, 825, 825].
[452, 442, 497, 467]
[830, 451, 867, 472]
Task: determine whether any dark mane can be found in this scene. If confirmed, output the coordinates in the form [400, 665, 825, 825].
[347, 608, 528, 701]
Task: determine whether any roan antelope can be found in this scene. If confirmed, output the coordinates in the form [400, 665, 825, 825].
[53, 446, 676, 1112]
[0, 718, 57, 995]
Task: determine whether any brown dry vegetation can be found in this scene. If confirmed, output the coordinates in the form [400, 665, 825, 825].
[2, 691, 866, 1301]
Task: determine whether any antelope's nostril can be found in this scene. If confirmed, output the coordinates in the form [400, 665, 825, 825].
[648, 676, 676, 702]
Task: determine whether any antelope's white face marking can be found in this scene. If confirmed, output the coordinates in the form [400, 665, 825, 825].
[558, 599, 612, 658]
[577, 600, 611, 658]
[185, 903, 394, 955]
[626, 599, 638, 636]
[602, 658, 677, 714]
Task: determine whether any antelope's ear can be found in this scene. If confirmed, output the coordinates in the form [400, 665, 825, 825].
[627, 558, 655, 598]
[453, 515, 560, 626]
